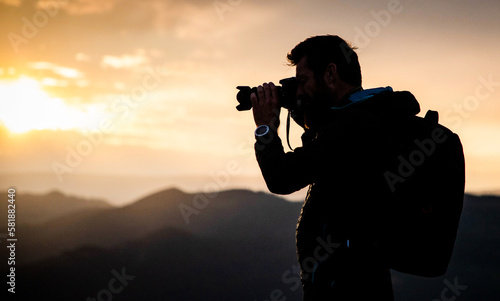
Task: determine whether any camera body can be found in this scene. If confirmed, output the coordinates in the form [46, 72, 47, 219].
[236, 77, 299, 111]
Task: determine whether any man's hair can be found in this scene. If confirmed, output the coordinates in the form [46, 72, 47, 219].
[287, 35, 362, 86]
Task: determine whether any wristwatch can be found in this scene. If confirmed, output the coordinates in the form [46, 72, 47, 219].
[255, 125, 270, 137]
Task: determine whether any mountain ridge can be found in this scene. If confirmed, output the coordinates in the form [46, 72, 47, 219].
[1, 188, 499, 300]
[13, 187, 301, 264]
[0, 188, 113, 226]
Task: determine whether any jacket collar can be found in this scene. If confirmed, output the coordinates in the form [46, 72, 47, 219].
[332, 86, 393, 110]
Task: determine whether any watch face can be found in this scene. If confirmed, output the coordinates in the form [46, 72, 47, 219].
[256, 125, 269, 136]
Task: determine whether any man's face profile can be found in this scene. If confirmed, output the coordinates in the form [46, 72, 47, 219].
[295, 56, 333, 129]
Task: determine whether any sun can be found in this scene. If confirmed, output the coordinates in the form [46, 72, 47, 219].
[0, 76, 100, 134]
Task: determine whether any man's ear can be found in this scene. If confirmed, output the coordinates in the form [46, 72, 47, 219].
[324, 63, 338, 88]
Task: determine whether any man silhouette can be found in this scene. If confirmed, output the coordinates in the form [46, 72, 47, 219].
[250, 35, 421, 300]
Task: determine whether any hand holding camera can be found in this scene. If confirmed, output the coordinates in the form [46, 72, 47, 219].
[250, 82, 281, 129]
[235, 77, 299, 111]
[236, 77, 304, 132]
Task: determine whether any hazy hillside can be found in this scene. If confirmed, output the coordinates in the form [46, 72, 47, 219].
[2, 189, 499, 300]
[0, 189, 112, 225]
[14, 188, 302, 263]
[16, 227, 301, 300]
[8, 188, 303, 300]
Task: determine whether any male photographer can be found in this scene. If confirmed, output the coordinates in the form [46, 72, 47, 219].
[250, 35, 421, 300]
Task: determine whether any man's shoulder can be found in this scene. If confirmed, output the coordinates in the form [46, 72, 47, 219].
[325, 88, 420, 127]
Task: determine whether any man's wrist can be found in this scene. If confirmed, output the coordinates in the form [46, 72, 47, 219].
[254, 124, 280, 148]
[255, 125, 270, 137]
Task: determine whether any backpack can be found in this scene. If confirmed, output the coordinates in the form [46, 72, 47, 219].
[379, 110, 465, 277]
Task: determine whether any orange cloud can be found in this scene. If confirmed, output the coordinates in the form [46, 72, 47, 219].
[37, 0, 123, 15]
[28, 61, 84, 79]
[0, 0, 21, 6]
[100, 49, 151, 69]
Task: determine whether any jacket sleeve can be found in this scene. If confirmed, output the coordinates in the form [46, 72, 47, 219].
[254, 128, 330, 195]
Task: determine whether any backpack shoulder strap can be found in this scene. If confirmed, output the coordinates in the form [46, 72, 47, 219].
[424, 110, 439, 124]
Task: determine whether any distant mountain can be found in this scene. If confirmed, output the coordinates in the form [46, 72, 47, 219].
[0, 189, 112, 226]
[15, 188, 302, 263]
[16, 226, 302, 300]
[4, 189, 500, 300]
[11, 188, 303, 300]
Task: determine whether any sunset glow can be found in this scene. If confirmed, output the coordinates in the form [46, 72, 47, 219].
[0, 77, 102, 133]
[0, 0, 499, 203]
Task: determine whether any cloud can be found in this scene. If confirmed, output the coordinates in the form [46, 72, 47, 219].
[28, 61, 84, 79]
[100, 49, 151, 69]
[0, 0, 21, 6]
[75, 53, 91, 62]
[37, 0, 123, 15]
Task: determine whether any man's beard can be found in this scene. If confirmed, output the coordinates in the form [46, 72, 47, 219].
[303, 88, 333, 131]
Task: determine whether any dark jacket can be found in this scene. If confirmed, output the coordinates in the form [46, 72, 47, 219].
[255, 87, 421, 300]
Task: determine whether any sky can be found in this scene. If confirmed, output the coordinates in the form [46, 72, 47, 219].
[0, 0, 499, 205]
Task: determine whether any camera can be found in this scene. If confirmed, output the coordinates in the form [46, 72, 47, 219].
[235, 77, 299, 111]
